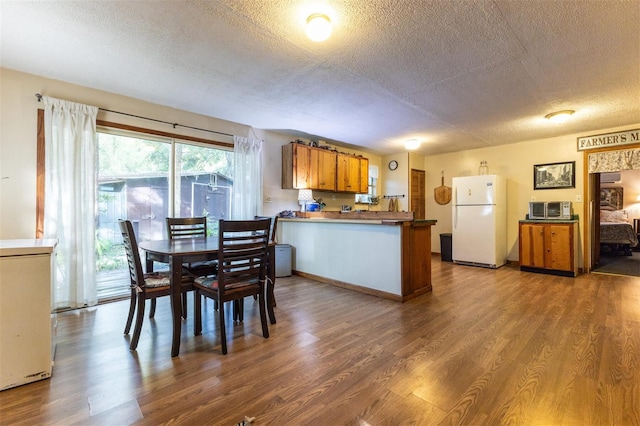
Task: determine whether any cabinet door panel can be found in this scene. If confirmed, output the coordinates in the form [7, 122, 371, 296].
[293, 145, 311, 189]
[316, 149, 336, 190]
[520, 223, 546, 267]
[359, 158, 369, 193]
[336, 154, 361, 192]
[548, 225, 572, 271]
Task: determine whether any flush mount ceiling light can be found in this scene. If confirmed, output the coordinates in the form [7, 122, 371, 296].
[306, 13, 332, 42]
[545, 110, 575, 123]
[404, 139, 420, 150]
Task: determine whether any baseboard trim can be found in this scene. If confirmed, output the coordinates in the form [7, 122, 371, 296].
[292, 270, 403, 302]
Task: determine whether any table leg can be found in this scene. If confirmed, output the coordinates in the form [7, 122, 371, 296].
[170, 255, 183, 357]
[267, 244, 276, 324]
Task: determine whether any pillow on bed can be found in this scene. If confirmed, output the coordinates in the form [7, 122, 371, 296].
[600, 210, 628, 223]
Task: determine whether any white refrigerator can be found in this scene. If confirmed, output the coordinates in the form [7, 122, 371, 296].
[452, 175, 507, 268]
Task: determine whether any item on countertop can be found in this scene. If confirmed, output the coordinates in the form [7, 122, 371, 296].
[277, 210, 296, 218]
[479, 160, 489, 175]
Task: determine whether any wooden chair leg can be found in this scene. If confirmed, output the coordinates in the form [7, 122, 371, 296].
[233, 299, 244, 322]
[219, 296, 228, 355]
[194, 290, 202, 336]
[267, 280, 276, 324]
[149, 299, 157, 318]
[259, 291, 269, 339]
[130, 295, 146, 350]
[181, 293, 188, 319]
[124, 288, 136, 334]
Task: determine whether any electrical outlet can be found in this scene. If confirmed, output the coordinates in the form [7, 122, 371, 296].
[530, 196, 536, 202]
[575, 194, 582, 203]
[264, 196, 272, 203]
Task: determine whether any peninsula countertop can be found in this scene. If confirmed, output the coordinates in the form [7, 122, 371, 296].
[283, 210, 437, 226]
[277, 214, 436, 302]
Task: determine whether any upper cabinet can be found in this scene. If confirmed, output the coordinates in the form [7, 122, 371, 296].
[336, 153, 368, 193]
[282, 143, 314, 189]
[282, 143, 368, 193]
[309, 147, 336, 191]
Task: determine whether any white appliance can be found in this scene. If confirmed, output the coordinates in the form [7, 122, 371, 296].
[0, 239, 57, 391]
[452, 175, 507, 268]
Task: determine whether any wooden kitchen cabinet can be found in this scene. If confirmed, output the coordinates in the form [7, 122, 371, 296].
[282, 143, 336, 190]
[519, 221, 578, 277]
[282, 143, 312, 189]
[359, 157, 369, 194]
[309, 147, 336, 191]
[282, 143, 368, 193]
[337, 153, 368, 193]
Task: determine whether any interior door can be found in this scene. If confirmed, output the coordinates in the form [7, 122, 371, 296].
[410, 169, 425, 219]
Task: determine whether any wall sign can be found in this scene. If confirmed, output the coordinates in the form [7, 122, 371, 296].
[577, 128, 640, 151]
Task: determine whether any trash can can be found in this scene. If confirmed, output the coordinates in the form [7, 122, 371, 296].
[440, 233, 452, 262]
[275, 244, 292, 277]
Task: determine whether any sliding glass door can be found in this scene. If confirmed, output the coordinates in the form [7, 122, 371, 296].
[95, 130, 233, 300]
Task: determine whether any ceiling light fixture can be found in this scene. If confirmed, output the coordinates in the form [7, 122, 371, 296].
[404, 139, 420, 150]
[306, 13, 332, 42]
[544, 110, 575, 123]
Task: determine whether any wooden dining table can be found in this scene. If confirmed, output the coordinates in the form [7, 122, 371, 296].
[139, 238, 276, 357]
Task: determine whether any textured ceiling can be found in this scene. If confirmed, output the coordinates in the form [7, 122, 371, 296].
[1, 0, 639, 155]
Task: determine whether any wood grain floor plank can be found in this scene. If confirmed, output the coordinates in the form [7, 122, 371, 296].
[1, 259, 640, 425]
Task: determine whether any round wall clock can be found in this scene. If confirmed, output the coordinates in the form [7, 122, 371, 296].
[388, 160, 398, 171]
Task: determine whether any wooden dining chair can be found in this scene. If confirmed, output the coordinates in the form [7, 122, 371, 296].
[254, 215, 278, 244]
[254, 215, 278, 314]
[166, 216, 219, 315]
[193, 218, 271, 354]
[166, 216, 219, 275]
[119, 220, 194, 351]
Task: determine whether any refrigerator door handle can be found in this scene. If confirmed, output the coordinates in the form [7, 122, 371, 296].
[453, 206, 457, 229]
[452, 187, 457, 229]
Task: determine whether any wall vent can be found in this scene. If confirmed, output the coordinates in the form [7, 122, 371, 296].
[601, 172, 621, 183]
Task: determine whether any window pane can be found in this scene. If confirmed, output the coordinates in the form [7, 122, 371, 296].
[96, 132, 171, 300]
[174, 142, 234, 236]
[95, 133, 234, 301]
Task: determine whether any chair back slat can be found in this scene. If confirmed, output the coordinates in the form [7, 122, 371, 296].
[166, 217, 207, 239]
[217, 218, 271, 292]
[118, 220, 145, 288]
[254, 215, 278, 243]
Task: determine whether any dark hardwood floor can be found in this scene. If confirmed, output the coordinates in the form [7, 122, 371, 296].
[1, 257, 639, 425]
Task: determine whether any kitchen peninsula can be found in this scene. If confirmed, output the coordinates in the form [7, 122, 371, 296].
[278, 211, 436, 302]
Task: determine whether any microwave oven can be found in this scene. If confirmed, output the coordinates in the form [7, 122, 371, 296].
[528, 201, 572, 220]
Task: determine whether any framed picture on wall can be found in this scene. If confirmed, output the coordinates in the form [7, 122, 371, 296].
[533, 161, 576, 190]
[600, 187, 623, 210]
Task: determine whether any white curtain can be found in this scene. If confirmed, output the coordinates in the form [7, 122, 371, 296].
[232, 135, 263, 219]
[42, 96, 99, 309]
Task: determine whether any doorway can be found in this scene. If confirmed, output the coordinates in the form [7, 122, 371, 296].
[585, 145, 640, 277]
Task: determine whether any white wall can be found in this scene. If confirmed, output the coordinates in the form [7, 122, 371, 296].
[3, 68, 639, 263]
[425, 126, 640, 265]
[0, 68, 379, 239]
[0, 68, 248, 238]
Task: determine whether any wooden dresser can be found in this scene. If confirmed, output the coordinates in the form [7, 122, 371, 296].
[519, 220, 578, 277]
